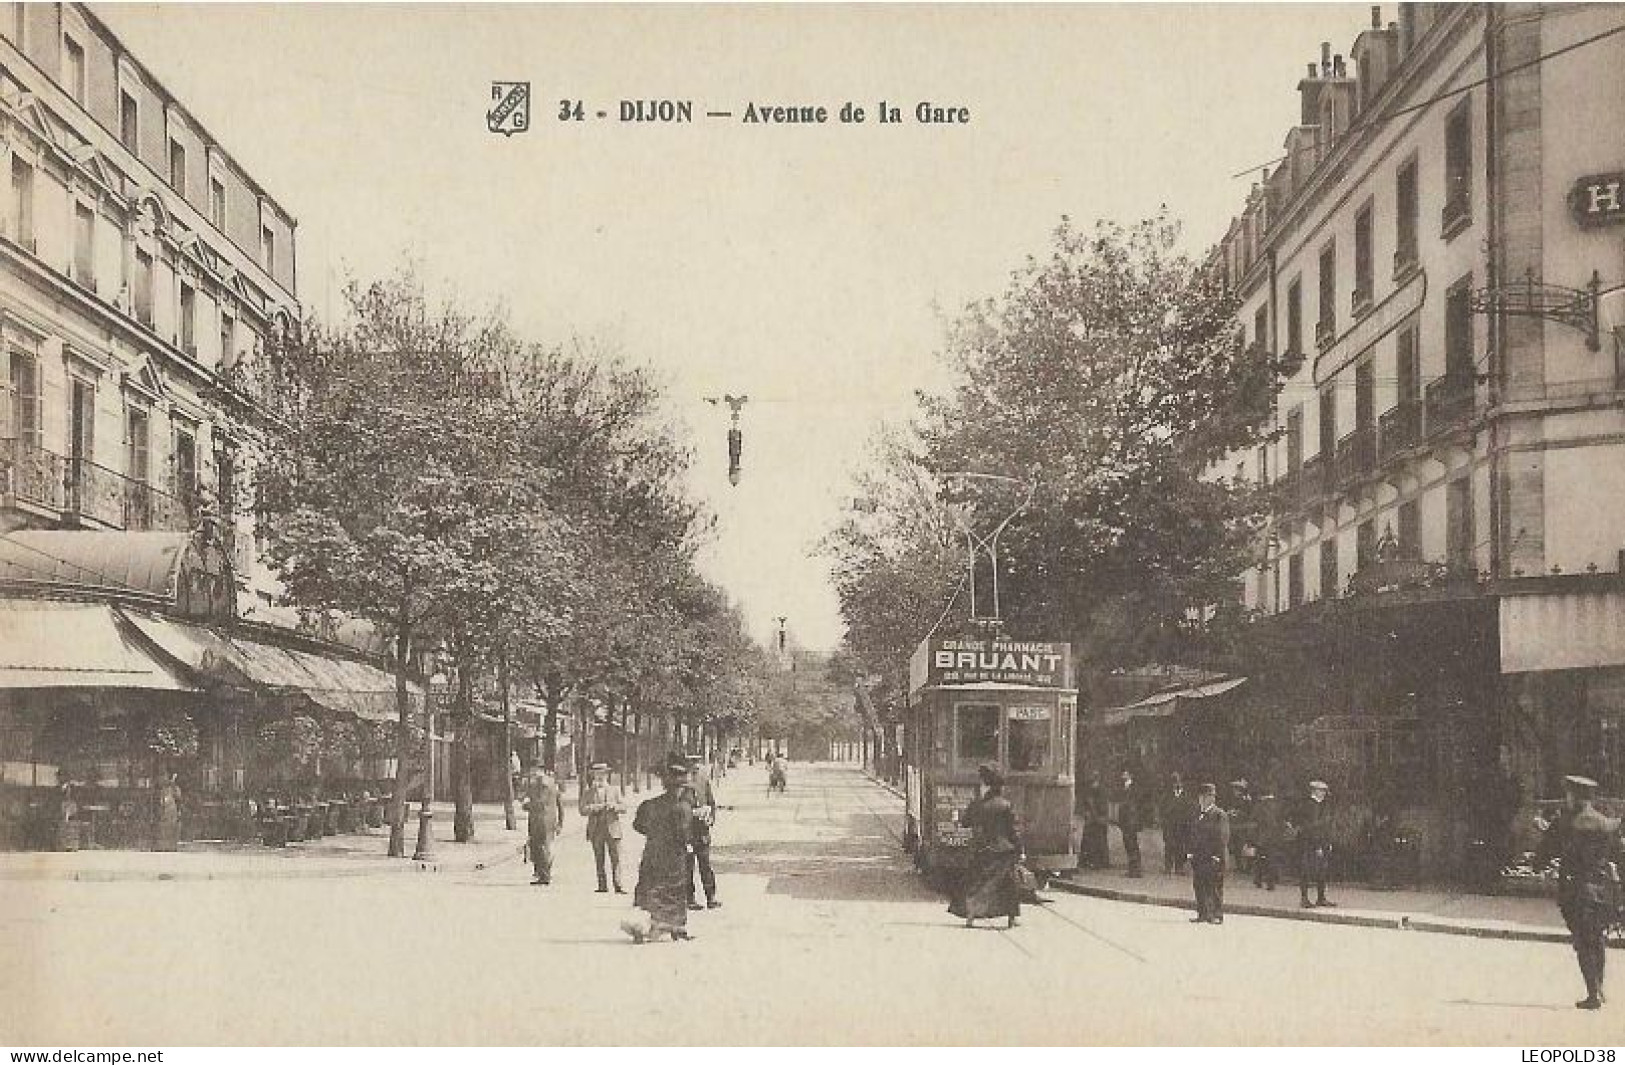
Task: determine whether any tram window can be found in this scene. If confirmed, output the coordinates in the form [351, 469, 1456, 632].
[955, 704, 1000, 763]
[1008, 707, 1051, 772]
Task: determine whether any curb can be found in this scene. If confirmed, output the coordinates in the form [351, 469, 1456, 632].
[0, 836, 530, 884]
[1047, 876, 1582, 946]
[864, 774, 905, 802]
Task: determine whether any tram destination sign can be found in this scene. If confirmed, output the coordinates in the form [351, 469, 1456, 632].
[910, 635, 1073, 692]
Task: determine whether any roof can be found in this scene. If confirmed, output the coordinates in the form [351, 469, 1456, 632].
[0, 531, 193, 603]
[123, 610, 416, 723]
[0, 599, 196, 690]
[1098, 676, 1248, 728]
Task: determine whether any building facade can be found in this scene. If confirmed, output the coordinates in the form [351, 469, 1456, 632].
[1198, 2, 1625, 877]
[1, 1, 296, 616]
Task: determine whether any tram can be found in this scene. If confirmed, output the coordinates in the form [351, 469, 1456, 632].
[902, 630, 1078, 881]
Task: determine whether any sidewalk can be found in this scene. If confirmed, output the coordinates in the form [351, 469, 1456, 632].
[0, 798, 535, 882]
[862, 772, 1589, 947]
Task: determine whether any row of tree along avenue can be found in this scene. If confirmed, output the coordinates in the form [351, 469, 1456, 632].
[256, 268, 785, 856]
[824, 213, 1286, 741]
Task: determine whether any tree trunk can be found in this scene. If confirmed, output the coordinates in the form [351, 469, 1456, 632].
[498, 651, 515, 832]
[452, 658, 475, 843]
[619, 702, 630, 796]
[387, 617, 412, 858]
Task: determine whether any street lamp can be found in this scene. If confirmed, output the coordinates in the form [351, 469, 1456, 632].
[414, 668, 447, 861]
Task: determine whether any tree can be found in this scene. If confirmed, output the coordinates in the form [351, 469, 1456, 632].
[831, 211, 1283, 692]
[257, 266, 532, 856]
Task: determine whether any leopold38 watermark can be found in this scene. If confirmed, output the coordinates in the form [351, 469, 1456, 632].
[1519, 1052, 1617, 1063]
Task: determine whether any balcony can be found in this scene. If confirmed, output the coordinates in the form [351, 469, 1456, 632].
[1332, 427, 1376, 490]
[1315, 318, 1337, 351]
[1, 437, 67, 512]
[1351, 287, 1374, 319]
[1301, 452, 1328, 506]
[1392, 247, 1418, 282]
[1377, 401, 1422, 463]
[1272, 466, 1301, 514]
[1424, 374, 1475, 438]
[1441, 192, 1471, 240]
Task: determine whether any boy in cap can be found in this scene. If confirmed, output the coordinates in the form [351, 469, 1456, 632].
[1536, 774, 1623, 1009]
[1189, 783, 1230, 924]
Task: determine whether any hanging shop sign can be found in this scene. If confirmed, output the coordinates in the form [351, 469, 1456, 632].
[1568, 172, 1625, 229]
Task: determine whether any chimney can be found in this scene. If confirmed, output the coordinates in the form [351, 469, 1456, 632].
[1300, 47, 1333, 125]
[1371, 5, 1382, 29]
[1321, 41, 1332, 76]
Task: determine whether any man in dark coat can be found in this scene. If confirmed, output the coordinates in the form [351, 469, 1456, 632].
[682, 754, 721, 909]
[1189, 783, 1231, 924]
[1536, 774, 1624, 1009]
[1161, 774, 1194, 874]
[1250, 782, 1286, 890]
[1291, 779, 1336, 908]
[1115, 767, 1145, 878]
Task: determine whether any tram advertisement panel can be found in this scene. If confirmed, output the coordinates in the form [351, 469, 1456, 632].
[909, 635, 1072, 692]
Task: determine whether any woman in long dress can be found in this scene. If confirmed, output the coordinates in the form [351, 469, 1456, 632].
[949, 763, 1025, 929]
[621, 757, 695, 943]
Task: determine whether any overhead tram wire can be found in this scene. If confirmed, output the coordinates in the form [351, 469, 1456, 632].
[1230, 20, 1625, 181]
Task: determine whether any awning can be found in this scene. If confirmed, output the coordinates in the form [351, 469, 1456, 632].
[121, 610, 417, 722]
[1500, 590, 1625, 673]
[1098, 676, 1247, 727]
[0, 599, 196, 690]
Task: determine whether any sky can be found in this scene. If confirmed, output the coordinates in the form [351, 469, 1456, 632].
[99, 2, 1374, 653]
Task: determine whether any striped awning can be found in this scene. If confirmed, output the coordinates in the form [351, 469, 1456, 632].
[0, 599, 196, 690]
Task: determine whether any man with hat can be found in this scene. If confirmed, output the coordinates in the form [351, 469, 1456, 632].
[1536, 774, 1624, 1010]
[1114, 767, 1145, 878]
[683, 752, 721, 910]
[1188, 783, 1230, 924]
[580, 762, 625, 894]
[1291, 779, 1336, 909]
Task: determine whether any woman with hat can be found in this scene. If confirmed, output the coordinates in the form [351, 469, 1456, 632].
[948, 763, 1025, 930]
[621, 754, 696, 944]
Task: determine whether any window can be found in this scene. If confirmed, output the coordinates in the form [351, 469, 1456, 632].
[1357, 519, 1376, 570]
[174, 427, 197, 512]
[1398, 499, 1420, 560]
[126, 405, 150, 484]
[954, 704, 1000, 765]
[1397, 321, 1420, 402]
[119, 91, 139, 151]
[10, 155, 33, 247]
[133, 249, 154, 326]
[73, 202, 94, 283]
[1446, 477, 1473, 570]
[63, 36, 85, 105]
[209, 177, 226, 229]
[1445, 275, 1474, 379]
[1444, 100, 1472, 232]
[1256, 444, 1268, 483]
[179, 283, 196, 353]
[1253, 304, 1268, 353]
[261, 225, 275, 274]
[1396, 157, 1419, 269]
[1286, 407, 1303, 472]
[1288, 552, 1304, 606]
[1318, 385, 1336, 461]
[68, 378, 94, 464]
[8, 351, 40, 444]
[1007, 707, 1051, 772]
[1317, 240, 1337, 342]
[1320, 536, 1339, 599]
[1353, 200, 1373, 309]
[220, 311, 235, 365]
[169, 140, 187, 197]
[1356, 360, 1374, 432]
[216, 443, 236, 518]
[1286, 277, 1303, 355]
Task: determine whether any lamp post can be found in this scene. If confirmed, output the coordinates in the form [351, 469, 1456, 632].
[414, 668, 447, 861]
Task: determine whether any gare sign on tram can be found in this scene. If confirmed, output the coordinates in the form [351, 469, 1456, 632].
[910, 635, 1072, 690]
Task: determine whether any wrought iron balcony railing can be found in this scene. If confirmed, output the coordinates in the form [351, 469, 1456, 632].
[1424, 374, 1475, 438]
[1377, 401, 1422, 463]
[3, 438, 199, 533]
[1333, 427, 1376, 490]
[2, 437, 67, 512]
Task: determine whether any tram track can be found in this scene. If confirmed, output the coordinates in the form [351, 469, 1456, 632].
[845, 768, 1148, 965]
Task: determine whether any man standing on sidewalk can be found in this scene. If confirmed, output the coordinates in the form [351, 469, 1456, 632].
[525, 766, 566, 886]
[684, 754, 721, 910]
[581, 763, 625, 894]
[1292, 779, 1336, 909]
[1160, 773, 1193, 874]
[1189, 783, 1229, 925]
[1115, 767, 1144, 878]
[1536, 774, 1623, 1010]
[1251, 781, 1285, 891]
